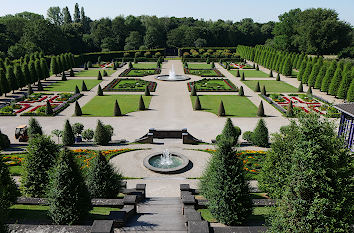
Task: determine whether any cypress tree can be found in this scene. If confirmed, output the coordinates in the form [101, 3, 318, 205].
[328, 61, 344, 96]
[254, 81, 260, 92]
[220, 118, 241, 145]
[61, 72, 67, 81]
[34, 59, 42, 81]
[14, 64, 25, 90]
[218, 100, 225, 117]
[276, 73, 280, 81]
[69, 68, 74, 77]
[97, 84, 103, 96]
[37, 80, 43, 91]
[114, 100, 121, 116]
[297, 58, 308, 81]
[144, 85, 150, 96]
[21, 135, 59, 197]
[269, 70, 273, 77]
[321, 60, 337, 93]
[308, 62, 321, 87]
[97, 71, 102, 80]
[74, 85, 80, 94]
[282, 57, 292, 76]
[200, 139, 252, 225]
[27, 117, 43, 137]
[314, 65, 327, 89]
[239, 86, 244, 96]
[22, 64, 31, 85]
[261, 85, 267, 96]
[56, 56, 63, 73]
[346, 79, 354, 102]
[257, 101, 265, 117]
[81, 80, 88, 91]
[103, 70, 108, 77]
[298, 81, 304, 92]
[50, 56, 58, 76]
[47, 149, 91, 225]
[296, 54, 305, 69]
[7, 66, 18, 93]
[236, 69, 240, 77]
[241, 72, 245, 81]
[62, 120, 75, 146]
[0, 68, 10, 96]
[337, 69, 353, 99]
[40, 58, 49, 80]
[84, 62, 88, 70]
[191, 85, 197, 96]
[286, 101, 294, 117]
[307, 86, 313, 96]
[211, 61, 215, 68]
[45, 100, 53, 115]
[138, 95, 145, 110]
[302, 58, 313, 84]
[194, 96, 201, 110]
[74, 101, 82, 116]
[86, 152, 123, 198]
[251, 118, 268, 147]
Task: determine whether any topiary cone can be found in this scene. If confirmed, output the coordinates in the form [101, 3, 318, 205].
[254, 81, 260, 92]
[82, 81, 88, 91]
[298, 81, 303, 92]
[84, 62, 88, 70]
[256, 64, 259, 71]
[286, 101, 294, 117]
[194, 96, 201, 110]
[138, 95, 145, 110]
[236, 69, 240, 77]
[307, 86, 313, 96]
[257, 101, 265, 117]
[97, 84, 103, 96]
[74, 101, 82, 116]
[74, 85, 80, 94]
[114, 100, 121, 116]
[191, 85, 197, 96]
[103, 70, 108, 77]
[239, 86, 244, 96]
[144, 86, 150, 96]
[241, 72, 245, 81]
[37, 80, 44, 91]
[45, 100, 53, 115]
[261, 85, 267, 96]
[218, 100, 225, 117]
[61, 72, 67, 81]
[70, 68, 74, 77]
[269, 70, 273, 77]
[97, 71, 102, 80]
[276, 73, 280, 81]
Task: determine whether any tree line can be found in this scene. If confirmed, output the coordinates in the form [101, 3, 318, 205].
[238, 45, 354, 102]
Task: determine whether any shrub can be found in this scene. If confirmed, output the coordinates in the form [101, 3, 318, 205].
[62, 120, 75, 146]
[241, 72, 245, 81]
[261, 85, 267, 96]
[347, 79, 354, 102]
[191, 85, 197, 96]
[200, 139, 252, 225]
[257, 101, 265, 117]
[219, 118, 241, 145]
[128, 62, 133, 69]
[84, 62, 88, 70]
[251, 118, 268, 147]
[74, 85, 80, 94]
[69, 68, 74, 77]
[86, 152, 123, 198]
[298, 81, 303, 92]
[276, 73, 280, 81]
[138, 95, 145, 110]
[61, 72, 67, 81]
[306, 86, 312, 96]
[239, 86, 244, 96]
[97, 84, 103, 96]
[21, 135, 59, 197]
[103, 70, 108, 77]
[82, 129, 94, 141]
[269, 70, 273, 77]
[0, 130, 10, 150]
[74, 101, 82, 116]
[144, 86, 150, 96]
[194, 96, 201, 110]
[81, 80, 88, 91]
[94, 120, 111, 146]
[97, 71, 102, 80]
[256, 64, 259, 70]
[242, 131, 253, 143]
[254, 81, 260, 92]
[286, 101, 295, 117]
[72, 123, 84, 136]
[87, 61, 92, 68]
[47, 149, 92, 224]
[218, 100, 225, 117]
[236, 70, 240, 77]
[211, 61, 215, 68]
[45, 100, 53, 115]
[28, 117, 43, 137]
[114, 100, 121, 116]
[27, 84, 33, 95]
[37, 80, 43, 91]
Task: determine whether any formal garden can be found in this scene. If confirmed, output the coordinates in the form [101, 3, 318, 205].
[44, 79, 102, 92]
[103, 78, 157, 92]
[76, 69, 116, 77]
[242, 80, 298, 93]
[187, 78, 238, 92]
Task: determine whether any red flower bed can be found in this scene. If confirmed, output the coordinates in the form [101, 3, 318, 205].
[15, 104, 32, 114]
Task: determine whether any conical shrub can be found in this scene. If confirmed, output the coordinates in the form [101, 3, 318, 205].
[61, 72, 67, 81]
[218, 100, 225, 117]
[298, 81, 303, 92]
[74, 85, 80, 94]
[261, 85, 267, 96]
[74, 101, 82, 116]
[346, 79, 354, 102]
[62, 120, 75, 146]
[103, 70, 108, 77]
[97, 84, 103, 96]
[241, 72, 245, 81]
[69, 68, 74, 77]
[27, 84, 33, 95]
[37, 80, 44, 91]
[257, 101, 265, 117]
[97, 71, 102, 80]
[251, 119, 269, 147]
[276, 73, 280, 81]
[84, 62, 88, 70]
[239, 86, 244, 96]
[46, 100, 53, 115]
[114, 100, 121, 116]
[138, 95, 145, 110]
[81, 80, 88, 91]
[254, 81, 260, 92]
[145, 86, 150, 96]
[194, 96, 201, 110]
[307, 86, 313, 96]
[191, 85, 197, 96]
[269, 70, 273, 77]
[286, 101, 294, 117]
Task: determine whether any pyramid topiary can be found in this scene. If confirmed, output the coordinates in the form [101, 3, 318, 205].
[103, 70, 108, 77]
[298, 81, 303, 92]
[62, 120, 75, 146]
[114, 100, 121, 116]
[236, 69, 240, 77]
[37, 80, 43, 91]
[306, 86, 313, 96]
[74, 85, 80, 94]
[191, 85, 197, 96]
[257, 101, 265, 117]
[251, 118, 269, 147]
[144, 86, 150, 96]
[81, 80, 87, 91]
[286, 101, 294, 117]
[69, 68, 74, 77]
[254, 81, 260, 92]
[241, 72, 245, 81]
[239, 86, 244, 96]
[28, 117, 43, 137]
[45, 100, 53, 115]
[194, 96, 201, 110]
[61, 72, 67, 81]
[97, 71, 102, 80]
[218, 100, 225, 117]
[269, 70, 273, 77]
[276, 73, 280, 81]
[138, 95, 145, 110]
[74, 101, 82, 116]
[97, 84, 103, 96]
[261, 85, 267, 96]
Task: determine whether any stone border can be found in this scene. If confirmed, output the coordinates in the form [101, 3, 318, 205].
[143, 151, 190, 174]
[155, 74, 191, 81]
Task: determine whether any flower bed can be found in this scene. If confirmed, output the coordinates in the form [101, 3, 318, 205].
[184, 68, 224, 77]
[103, 78, 157, 92]
[119, 68, 161, 77]
[187, 78, 238, 92]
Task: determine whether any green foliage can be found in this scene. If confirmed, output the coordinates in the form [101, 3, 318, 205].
[259, 115, 353, 232]
[84, 62, 88, 70]
[69, 68, 74, 77]
[27, 84, 33, 95]
[114, 100, 121, 116]
[298, 81, 303, 92]
[6, 66, 18, 92]
[219, 118, 241, 145]
[103, 70, 108, 77]
[94, 120, 111, 146]
[261, 85, 267, 96]
[314, 64, 327, 89]
[74, 101, 82, 116]
[254, 81, 260, 92]
[286, 101, 294, 117]
[218, 100, 225, 117]
[191, 85, 197, 96]
[211, 61, 215, 68]
[240, 71, 244, 80]
[307, 62, 320, 87]
[251, 118, 268, 147]
[282, 57, 292, 76]
[301, 59, 313, 83]
[297, 58, 307, 81]
[194, 95, 201, 110]
[62, 120, 75, 146]
[87, 61, 92, 68]
[37, 80, 43, 91]
[72, 123, 84, 136]
[236, 69, 240, 77]
[0, 130, 10, 150]
[97, 84, 103, 96]
[321, 60, 336, 92]
[256, 64, 259, 70]
[138, 95, 145, 110]
[82, 129, 94, 141]
[328, 61, 344, 96]
[306, 86, 312, 95]
[346, 78, 354, 102]
[337, 68, 353, 99]
[85, 152, 122, 198]
[21, 135, 59, 197]
[242, 131, 253, 143]
[276, 73, 280, 81]
[50, 56, 58, 75]
[81, 80, 88, 91]
[144, 85, 150, 96]
[27, 117, 43, 137]
[97, 71, 102, 80]
[200, 139, 252, 225]
[45, 100, 53, 115]
[0, 68, 9, 96]
[129, 61, 133, 69]
[47, 149, 92, 225]
[61, 72, 67, 81]
[269, 70, 273, 77]
[257, 101, 265, 117]
[239, 86, 244, 96]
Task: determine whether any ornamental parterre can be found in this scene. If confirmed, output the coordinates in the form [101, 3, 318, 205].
[187, 78, 238, 92]
[103, 78, 157, 92]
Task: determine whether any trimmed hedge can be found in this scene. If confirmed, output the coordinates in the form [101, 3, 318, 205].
[103, 78, 157, 92]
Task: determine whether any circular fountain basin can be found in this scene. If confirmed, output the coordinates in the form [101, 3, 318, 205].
[155, 75, 190, 81]
[143, 152, 190, 173]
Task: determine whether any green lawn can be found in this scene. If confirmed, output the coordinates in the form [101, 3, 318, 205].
[81, 95, 152, 116]
[76, 69, 116, 77]
[189, 79, 237, 91]
[133, 63, 157, 69]
[44, 79, 102, 92]
[109, 79, 153, 91]
[230, 70, 269, 78]
[190, 95, 258, 117]
[242, 80, 298, 93]
[8, 205, 120, 223]
[125, 69, 157, 77]
[188, 63, 213, 69]
[292, 70, 299, 76]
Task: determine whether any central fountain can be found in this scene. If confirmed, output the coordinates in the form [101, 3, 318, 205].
[143, 149, 190, 173]
[155, 65, 190, 81]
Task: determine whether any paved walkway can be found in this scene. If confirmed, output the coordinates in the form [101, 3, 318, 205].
[118, 197, 186, 232]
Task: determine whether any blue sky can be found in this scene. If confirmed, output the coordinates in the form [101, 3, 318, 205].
[1, 0, 353, 25]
